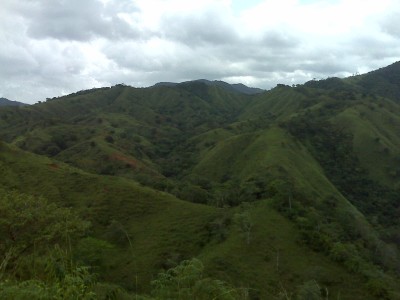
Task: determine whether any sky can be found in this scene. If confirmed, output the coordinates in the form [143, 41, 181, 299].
[1, 0, 400, 103]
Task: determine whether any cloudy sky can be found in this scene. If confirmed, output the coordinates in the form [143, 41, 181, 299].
[1, 0, 400, 103]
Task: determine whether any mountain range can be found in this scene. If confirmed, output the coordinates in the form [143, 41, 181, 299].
[0, 62, 400, 299]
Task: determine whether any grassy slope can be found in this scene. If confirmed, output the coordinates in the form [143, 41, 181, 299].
[0, 83, 249, 180]
[347, 61, 400, 102]
[239, 86, 310, 121]
[1, 64, 400, 298]
[201, 201, 372, 299]
[190, 124, 375, 233]
[0, 141, 377, 298]
[332, 99, 400, 187]
[0, 141, 217, 291]
[189, 124, 400, 298]
[192, 126, 342, 200]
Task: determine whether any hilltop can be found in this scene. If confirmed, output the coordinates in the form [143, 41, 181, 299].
[154, 79, 265, 95]
[0, 97, 28, 106]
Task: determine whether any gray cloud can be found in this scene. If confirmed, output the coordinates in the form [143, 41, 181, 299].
[160, 10, 238, 46]
[380, 8, 400, 38]
[1, 0, 400, 103]
[260, 31, 300, 49]
[15, 0, 141, 41]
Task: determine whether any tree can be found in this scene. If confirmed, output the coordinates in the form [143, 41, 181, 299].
[0, 190, 95, 299]
[0, 190, 90, 278]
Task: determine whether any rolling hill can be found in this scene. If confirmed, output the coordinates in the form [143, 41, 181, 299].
[1, 62, 400, 299]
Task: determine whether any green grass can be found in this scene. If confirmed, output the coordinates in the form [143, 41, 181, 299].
[199, 200, 374, 299]
[239, 86, 309, 121]
[192, 126, 343, 201]
[0, 141, 388, 298]
[333, 100, 400, 187]
[0, 142, 218, 291]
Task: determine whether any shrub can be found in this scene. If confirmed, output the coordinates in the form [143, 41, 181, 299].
[151, 258, 242, 300]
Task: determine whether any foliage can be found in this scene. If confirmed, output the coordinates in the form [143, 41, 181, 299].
[1, 62, 400, 298]
[151, 258, 242, 300]
[233, 203, 253, 245]
[0, 190, 96, 299]
[296, 280, 323, 300]
[75, 237, 114, 267]
[0, 190, 90, 277]
[0, 266, 96, 300]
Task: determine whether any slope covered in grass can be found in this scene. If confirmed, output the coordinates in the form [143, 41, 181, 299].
[0, 142, 218, 291]
[332, 100, 400, 187]
[0, 142, 388, 299]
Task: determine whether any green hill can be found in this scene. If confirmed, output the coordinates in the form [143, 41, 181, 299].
[1, 61, 400, 299]
[348, 61, 400, 102]
[0, 142, 384, 299]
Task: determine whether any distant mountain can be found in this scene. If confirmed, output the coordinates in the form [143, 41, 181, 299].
[229, 82, 265, 94]
[0, 97, 28, 106]
[154, 79, 265, 95]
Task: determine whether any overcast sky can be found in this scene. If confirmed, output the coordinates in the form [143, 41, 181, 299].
[1, 0, 400, 103]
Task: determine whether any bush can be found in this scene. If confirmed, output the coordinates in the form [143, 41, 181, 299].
[151, 258, 242, 300]
[366, 279, 390, 299]
[104, 135, 114, 144]
[296, 280, 322, 300]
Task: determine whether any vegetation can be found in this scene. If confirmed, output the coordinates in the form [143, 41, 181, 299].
[1, 62, 400, 298]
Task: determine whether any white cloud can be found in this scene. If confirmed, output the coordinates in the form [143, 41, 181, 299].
[0, 0, 400, 103]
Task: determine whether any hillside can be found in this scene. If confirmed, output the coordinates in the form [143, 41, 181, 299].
[347, 61, 400, 102]
[0, 142, 380, 299]
[1, 62, 400, 299]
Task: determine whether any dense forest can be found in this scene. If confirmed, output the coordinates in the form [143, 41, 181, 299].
[1, 62, 400, 299]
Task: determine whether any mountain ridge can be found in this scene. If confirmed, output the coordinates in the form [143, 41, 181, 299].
[153, 79, 265, 95]
[0, 97, 28, 106]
